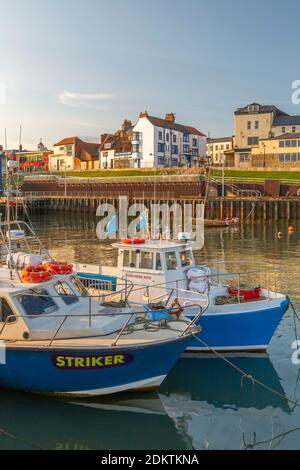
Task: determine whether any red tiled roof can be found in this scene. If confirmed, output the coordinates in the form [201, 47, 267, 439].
[54, 137, 80, 146]
[144, 115, 206, 137]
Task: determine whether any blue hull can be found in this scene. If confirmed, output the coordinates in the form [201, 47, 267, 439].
[188, 299, 289, 352]
[0, 336, 193, 396]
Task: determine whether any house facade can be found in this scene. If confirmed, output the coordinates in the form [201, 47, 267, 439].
[234, 103, 300, 167]
[50, 137, 100, 171]
[16, 140, 52, 173]
[131, 112, 206, 168]
[206, 136, 233, 165]
[99, 120, 133, 169]
[251, 133, 300, 168]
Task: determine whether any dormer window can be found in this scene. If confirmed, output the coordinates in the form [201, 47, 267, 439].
[248, 104, 260, 113]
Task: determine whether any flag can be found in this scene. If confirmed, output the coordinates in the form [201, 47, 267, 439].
[105, 214, 117, 234]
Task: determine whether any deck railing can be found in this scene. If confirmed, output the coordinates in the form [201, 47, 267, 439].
[0, 293, 203, 347]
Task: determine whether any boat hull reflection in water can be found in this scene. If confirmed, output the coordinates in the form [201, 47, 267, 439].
[160, 355, 292, 450]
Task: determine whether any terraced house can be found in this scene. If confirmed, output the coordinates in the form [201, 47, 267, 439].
[234, 103, 300, 168]
[131, 112, 206, 168]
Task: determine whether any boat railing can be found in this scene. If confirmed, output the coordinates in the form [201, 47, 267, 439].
[80, 276, 134, 304]
[113, 265, 281, 303]
[148, 286, 209, 310]
[0, 297, 202, 347]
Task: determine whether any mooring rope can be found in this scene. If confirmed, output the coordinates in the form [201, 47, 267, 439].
[0, 426, 44, 450]
[191, 334, 300, 409]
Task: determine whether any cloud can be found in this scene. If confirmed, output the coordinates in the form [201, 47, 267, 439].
[58, 91, 116, 109]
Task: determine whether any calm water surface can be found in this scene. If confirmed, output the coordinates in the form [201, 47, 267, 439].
[2, 212, 300, 450]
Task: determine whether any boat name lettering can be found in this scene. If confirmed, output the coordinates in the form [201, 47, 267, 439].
[51, 352, 135, 370]
[127, 274, 152, 280]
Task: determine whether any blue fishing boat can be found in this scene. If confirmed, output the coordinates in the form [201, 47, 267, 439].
[0, 221, 201, 396]
[77, 237, 288, 352]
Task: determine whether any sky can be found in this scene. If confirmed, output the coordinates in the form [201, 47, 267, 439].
[1, 0, 300, 149]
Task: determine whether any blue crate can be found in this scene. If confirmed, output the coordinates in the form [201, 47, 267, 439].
[143, 304, 174, 321]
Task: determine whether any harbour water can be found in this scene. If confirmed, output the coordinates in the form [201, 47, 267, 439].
[1, 212, 300, 450]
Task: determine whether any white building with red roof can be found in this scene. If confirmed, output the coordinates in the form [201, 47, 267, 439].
[131, 112, 206, 168]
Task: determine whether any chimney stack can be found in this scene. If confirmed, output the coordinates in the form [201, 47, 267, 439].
[139, 111, 148, 118]
[165, 113, 175, 123]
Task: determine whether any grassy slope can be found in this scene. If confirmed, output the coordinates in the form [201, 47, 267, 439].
[212, 170, 300, 181]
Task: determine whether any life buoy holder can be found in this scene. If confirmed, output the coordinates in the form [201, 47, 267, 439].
[121, 238, 145, 245]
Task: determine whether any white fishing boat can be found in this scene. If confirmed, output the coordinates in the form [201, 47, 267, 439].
[77, 235, 288, 352]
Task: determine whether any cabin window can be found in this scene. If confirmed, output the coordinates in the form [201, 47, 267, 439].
[165, 252, 178, 271]
[18, 289, 58, 316]
[180, 250, 193, 268]
[123, 250, 137, 268]
[155, 253, 162, 270]
[140, 251, 154, 270]
[71, 276, 88, 297]
[0, 298, 15, 323]
[54, 281, 78, 305]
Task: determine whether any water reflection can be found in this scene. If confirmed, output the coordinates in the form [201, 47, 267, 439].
[0, 390, 186, 450]
[160, 355, 299, 450]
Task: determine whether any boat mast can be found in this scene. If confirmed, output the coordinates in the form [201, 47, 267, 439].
[5, 129, 12, 280]
[15, 125, 22, 220]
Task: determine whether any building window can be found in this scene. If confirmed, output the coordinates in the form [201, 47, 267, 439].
[192, 149, 198, 156]
[221, 145, 224, 150]
[173, 134, 176, 143]
[285, 140, 291, 148]
[248, 137, 259, 146]
[157, 156, 165, 165]
[157, 143, 165, 153]
[240, 154, 250, 162]
[192, 138, 197, 147]
[226, 144, 230, 150]
[247, 121, 251, 130]
[248, 104, 260, 113]
[291, 140, 297, 147]
[183, 133, 189, 142]
[183, 144, 189, 153]
[65, 145, 72, 156]
[132, 144, 140, 153]
[172, 145, 178, 154]
[255, 121, 259, 129]
[132, 132, 140, 141]
[166, 133, 169, 142]
[158, 131, 163, 141]
[282, 127, 286, 134]
[292, 126, 296, 133]
[279, 141, 285, 148]
[215, 145, 219, 150]
[279, 153, 300, 162]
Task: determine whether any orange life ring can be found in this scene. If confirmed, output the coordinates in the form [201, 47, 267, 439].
[45, 261, 73, 275]
[121, 238, 145, 245]
[21, 265, 53, 283]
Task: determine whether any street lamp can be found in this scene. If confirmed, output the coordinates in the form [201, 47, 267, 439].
[61, 162, 70, 197]
[262, 143, 266, 168]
